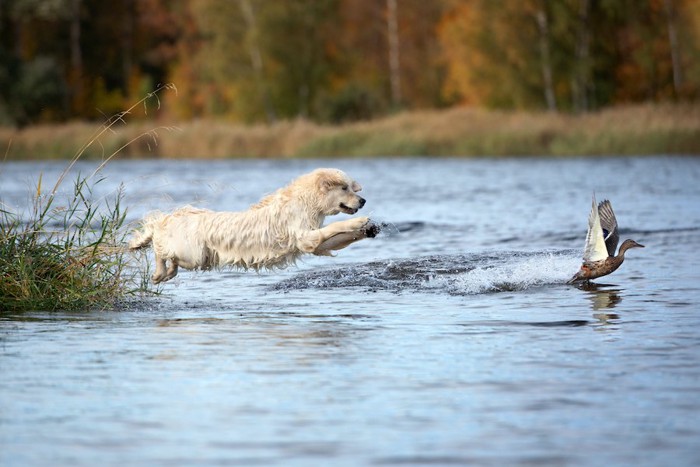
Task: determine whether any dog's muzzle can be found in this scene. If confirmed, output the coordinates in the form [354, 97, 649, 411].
[340, 197, 365, 214]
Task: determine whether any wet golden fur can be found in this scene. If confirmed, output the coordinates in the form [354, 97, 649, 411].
[129, 168, 373, 283]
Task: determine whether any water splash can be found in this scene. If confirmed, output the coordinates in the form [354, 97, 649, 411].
[430, 252, 581, 295]
[272, 250, 581, 295]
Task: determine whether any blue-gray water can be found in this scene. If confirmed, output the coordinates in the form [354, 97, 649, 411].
[2, 156, 700, 466]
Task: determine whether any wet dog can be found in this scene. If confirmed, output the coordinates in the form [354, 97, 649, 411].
[129, 168, 379, 283]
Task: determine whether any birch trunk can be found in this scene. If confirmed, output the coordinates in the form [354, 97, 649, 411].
[535, 8, 557, 112]
[663, 0, 683, 96]
[387, 0, 401, 108]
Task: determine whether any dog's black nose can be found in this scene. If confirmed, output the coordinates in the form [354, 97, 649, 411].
[358, 197, 366, 208]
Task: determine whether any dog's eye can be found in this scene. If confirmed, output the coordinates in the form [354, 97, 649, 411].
[341, 185, 349, 191]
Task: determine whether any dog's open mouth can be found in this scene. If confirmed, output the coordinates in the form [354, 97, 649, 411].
[339, 203, 358, 214]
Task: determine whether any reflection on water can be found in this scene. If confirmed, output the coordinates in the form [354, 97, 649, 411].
[592, 311, 621, 326]
[2, 157, 700, 466]
[576, 282, 624, 327]
[580, 282, 623, 310]
[578, 283, 623, 327]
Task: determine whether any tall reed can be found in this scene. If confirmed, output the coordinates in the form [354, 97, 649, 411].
[0, 84, 176, 312]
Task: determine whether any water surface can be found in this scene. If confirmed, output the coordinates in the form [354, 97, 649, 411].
[2, 156, 700, 466]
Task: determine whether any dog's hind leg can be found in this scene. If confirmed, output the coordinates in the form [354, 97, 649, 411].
[163, 260, 179, 282]
[151, 256, 168, 284]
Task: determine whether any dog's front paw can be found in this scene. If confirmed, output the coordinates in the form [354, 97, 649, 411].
[362, 221, 381, 238]
[348, 216, 370, 230]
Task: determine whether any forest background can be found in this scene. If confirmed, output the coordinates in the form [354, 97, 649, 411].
[1, 0, 699, 159]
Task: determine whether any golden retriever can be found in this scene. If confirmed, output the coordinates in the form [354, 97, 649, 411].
[129, 168, 379, 283]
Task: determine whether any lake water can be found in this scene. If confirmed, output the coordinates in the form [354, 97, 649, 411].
[2, 156, 700, 466]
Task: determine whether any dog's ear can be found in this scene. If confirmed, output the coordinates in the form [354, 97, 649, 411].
[351, 181, 362, 192]
[318, 172, 338, 193]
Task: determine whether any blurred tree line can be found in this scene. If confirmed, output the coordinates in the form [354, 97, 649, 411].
[1, 0, 698, 126]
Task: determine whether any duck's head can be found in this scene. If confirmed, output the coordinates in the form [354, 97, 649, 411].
[619, 239, 644, 254]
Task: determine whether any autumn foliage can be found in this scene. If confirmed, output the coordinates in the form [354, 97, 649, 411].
[1, 0, 698, 126]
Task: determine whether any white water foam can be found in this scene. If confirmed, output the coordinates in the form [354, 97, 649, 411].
[427, 252, 581, 295]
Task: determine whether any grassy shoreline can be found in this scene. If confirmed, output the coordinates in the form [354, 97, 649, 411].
[2, 103, 699, 160]
[0, 88, 169, 312]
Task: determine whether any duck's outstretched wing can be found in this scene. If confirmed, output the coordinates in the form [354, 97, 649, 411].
[597, 199, 619, 257]
[582, 196, 609, 262]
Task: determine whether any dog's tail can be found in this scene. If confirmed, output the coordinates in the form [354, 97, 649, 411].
[128, 212, 162, 251]
[128, 227, 152, 250]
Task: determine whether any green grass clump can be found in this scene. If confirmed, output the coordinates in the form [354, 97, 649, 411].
[0, 85, 175, 312]
[0, 177, 139, 311]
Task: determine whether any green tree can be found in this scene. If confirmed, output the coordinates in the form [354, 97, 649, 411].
[260, 0, 340, 119]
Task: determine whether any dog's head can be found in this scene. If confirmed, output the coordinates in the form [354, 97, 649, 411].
[313, 169, 366, 215]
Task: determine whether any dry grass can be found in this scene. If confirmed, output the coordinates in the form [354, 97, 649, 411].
[297, 103, 700, 157]
[2, 103, 698, 160]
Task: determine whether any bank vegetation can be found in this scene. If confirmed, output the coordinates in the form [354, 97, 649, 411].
[2, 103, 698, 160]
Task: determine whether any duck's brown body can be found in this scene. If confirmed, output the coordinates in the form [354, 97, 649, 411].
[568, 198, 644, 284]
[568, 239, 644, 283]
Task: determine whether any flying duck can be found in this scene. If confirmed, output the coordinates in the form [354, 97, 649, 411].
[568, 196, 644, 284]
